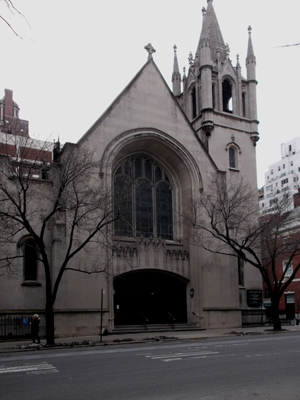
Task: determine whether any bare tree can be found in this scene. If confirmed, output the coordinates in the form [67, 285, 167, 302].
[191, 174, 300, 330]
[0, 0, 28, 37]
[0, 135, 117, 344]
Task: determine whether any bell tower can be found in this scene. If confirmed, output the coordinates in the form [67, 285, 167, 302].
[172, 0, 259, 171]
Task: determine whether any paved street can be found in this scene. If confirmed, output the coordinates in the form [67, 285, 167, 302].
[1, 332, 300, 399]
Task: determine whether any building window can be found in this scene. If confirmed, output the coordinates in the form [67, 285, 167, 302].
[13, 105, 19, 118]
[271, 170, 273, 175]
[283, 237, 293, 251]
[212, 84, 216, 109]
[291, 161, 293, 166]
[266, 185, 273, 192]
[242, 92, 246, 117]
[0, 101, 3, 123]
[283, 164, 285, 169]
[222, 79, 233, 113]
[229, 147, 236, 168]
[283, 260, 293, 278]
[238, 258, 244, 286]
[191, 87, 197, 119]
[269, 198, 278, 206]
[20, 236, 38, 281]
[278, 166, 281, 171]
[114, 155, 173, 240]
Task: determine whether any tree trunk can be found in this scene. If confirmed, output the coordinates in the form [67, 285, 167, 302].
[271, 296, 282, 331]
[45, 309, 55, 344]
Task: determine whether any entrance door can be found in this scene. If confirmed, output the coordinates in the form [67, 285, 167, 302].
[285, 293, 295, 320]
[114, 270, 187, 325]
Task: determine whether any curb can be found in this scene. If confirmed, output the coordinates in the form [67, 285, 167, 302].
[1, 328, 299, 355]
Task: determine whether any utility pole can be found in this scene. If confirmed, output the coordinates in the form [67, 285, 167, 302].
[99, 289, 104, 342]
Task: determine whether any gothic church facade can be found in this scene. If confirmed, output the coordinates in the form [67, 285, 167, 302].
[1, 0, 262, 337]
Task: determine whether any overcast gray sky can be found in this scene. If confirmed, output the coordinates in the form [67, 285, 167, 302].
[0, 0, 299, 187]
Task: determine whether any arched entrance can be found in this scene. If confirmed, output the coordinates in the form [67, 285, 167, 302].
[114, 270, 187, 326]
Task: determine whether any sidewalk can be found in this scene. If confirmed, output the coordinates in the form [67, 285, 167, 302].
[1, 324, 300, 354]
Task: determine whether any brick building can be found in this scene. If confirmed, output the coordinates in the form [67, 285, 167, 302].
[0, 89, 52, 176]
[0, 89, 29, 137]
[263, 192, 300, 320]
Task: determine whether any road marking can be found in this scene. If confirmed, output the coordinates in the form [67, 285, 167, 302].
[190, 356, 207, 359]
[142, 350, 219, 362]
[0, 362, 58, 375]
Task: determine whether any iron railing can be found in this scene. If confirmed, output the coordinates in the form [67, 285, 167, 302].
[167, 312, 176, 329]
[0, 314, 33, 339]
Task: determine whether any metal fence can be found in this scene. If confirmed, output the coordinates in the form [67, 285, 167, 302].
[242, 309, 267, 326]
[242, 309, 296, 326]
[0, 314, 32, 339]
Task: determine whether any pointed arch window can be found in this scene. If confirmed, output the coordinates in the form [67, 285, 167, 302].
[191, 87, 197, 119]
[20, 236, 38, 281]
[222, 79, 233, 113]
[212, 84, 216, 109]
[114, 156, 173, 240]
[227, 142, 240, 170]
[242, 92, 246, 117]
[229, 147, 236, 168]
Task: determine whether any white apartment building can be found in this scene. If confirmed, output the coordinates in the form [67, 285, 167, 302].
[260, 137, 300, 215]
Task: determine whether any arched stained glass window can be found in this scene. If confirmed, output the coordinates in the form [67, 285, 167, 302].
[155, 166, 162, 182]
[156, 182, 173, 240]
[135, 158, 142, 178]
[114, 156, 173, 239]
[114, 175, 133, 236]
[136, 179, 153, 237]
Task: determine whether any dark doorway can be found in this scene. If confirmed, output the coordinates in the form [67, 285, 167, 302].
[114, 270, 187, 325]
[285, 293, 295, 320]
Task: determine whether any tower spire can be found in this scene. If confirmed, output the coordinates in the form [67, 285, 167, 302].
[199, 6, 212, 111]
[245, 26, 259, 144]
[247, 26, 255, 58]
[197, 0, 225, 62]
[172, 45, 181, 96]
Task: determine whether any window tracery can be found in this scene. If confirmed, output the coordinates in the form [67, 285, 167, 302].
[114, 156, 173, 240]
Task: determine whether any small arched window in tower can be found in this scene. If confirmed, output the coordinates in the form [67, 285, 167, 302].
[191, 87, 197, 119]
[222, 79, 233, 113]
[229, 146, 236, 169]
[21, 236, 38, 281]
[114, 156, 173, 240]
[212, 84, 216, 109]
[242, 92, 246, 117]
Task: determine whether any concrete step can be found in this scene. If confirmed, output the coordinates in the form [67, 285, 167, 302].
[112, 323, 204, 334]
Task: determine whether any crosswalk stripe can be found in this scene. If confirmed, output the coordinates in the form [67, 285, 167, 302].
[144, 350, 219, 361]
[0, 362, 58, 375]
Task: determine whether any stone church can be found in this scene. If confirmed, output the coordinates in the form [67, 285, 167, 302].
[0, 0, 262, 337]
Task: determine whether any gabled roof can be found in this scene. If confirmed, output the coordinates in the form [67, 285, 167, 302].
[77, 57, 219, 172]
